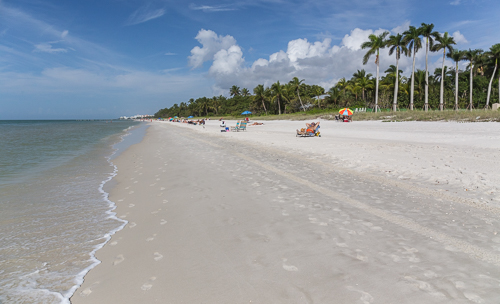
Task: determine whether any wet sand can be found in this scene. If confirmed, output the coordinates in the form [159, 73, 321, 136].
[72, 120, 500, 303]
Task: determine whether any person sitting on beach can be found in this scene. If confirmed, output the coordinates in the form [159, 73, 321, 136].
[220, 121, 226, 127]
[306, 122, 320, 134]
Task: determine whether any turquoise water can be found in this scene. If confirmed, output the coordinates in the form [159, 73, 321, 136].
[0, 120, 145, 303]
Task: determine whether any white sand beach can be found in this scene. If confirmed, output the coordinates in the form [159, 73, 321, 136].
[72, 119, 500, 303]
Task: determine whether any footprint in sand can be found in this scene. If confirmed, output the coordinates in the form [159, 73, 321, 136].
[156, 178, 160, 181]
[282, 258, 298, 272]
[128, 191, 134, 194]
[113, 254, 125, 265]
[117, 199, 124, 202]
[160, 187, 165, 190]
[128, 222, 137, 228]
[160, 219, 167, 225]
[281, 210, 289, 216]
[146, 234, 157, 242]
[133, 181, 138, 184]
[141, 277, 156, 291]
[154, 252, 163, 261]
[125, 187, 130, 190]
[79, 281, 100, 297]
[129, 204, 135, 208]
[346, 286, 374, 304]
[163, 199, 168, 204]
[150, 183, 156, 187]
[110, 241, 118, 246]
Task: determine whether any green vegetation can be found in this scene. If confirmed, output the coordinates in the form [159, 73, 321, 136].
[155, 23, 500, 120]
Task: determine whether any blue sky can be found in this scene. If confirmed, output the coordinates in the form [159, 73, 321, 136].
[0, 0, 498, 119]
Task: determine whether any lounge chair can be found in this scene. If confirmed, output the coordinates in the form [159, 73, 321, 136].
[230, 121, 240, 131]
[237, 121, 247, 131]
[296, 122, 320, 137]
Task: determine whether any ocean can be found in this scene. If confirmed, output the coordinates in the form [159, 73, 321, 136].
[0, 120, 147, 303]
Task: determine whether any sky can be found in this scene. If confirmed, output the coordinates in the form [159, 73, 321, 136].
[0, 0, 498, 119]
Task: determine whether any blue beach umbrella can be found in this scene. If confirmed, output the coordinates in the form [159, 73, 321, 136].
[241, 111, 252, 115]
[188, 116, 193, 118]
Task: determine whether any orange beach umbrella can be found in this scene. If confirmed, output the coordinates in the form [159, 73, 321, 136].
[339, 108, 353, 116]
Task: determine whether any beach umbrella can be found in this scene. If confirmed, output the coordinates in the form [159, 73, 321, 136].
[241, 111, 252, 115]
[174, 116, 178, 118]
[339, 108, 353, 116]
[188, 116, 193, 118]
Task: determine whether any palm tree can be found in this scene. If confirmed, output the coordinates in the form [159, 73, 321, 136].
[356, 77, 374, 103]
[419, 23, 439, 111]
[361, 31, 389, 112]
[289, 77, 306, 111]
[387, 33, 408, 111]
[335, 77, 348, 103]
[271, 81, 288, 115]
[413, 69, 426, 102]
[253, 84, 268, 115]
[327, 87, 341, 106]
[463, 49, 483, 110]
[313, 86, 325, 108]
[229, 85, 241, 97]
[433, 32, 456, 111]
[352, 69, 373, 102]
[209, 96, 221, 115]
[486, 44, 500, 108]
[403, 26, 422, 110]
[447, 50, 464, 110]
[241, 88, 250, 96]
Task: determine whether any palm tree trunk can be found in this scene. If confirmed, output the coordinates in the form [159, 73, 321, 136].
[297, 89, 305, 111]
[375, 52, 380, 113]
[410, 47, 416, 111]
[439, 49, 446, 111]
[486, 59, 497, 109]
[278, 96, 281, 115]
[455, 62, 459, 111]
[262, 99, 267, 115]
[425, 38, 429, 112]
[469, 63, 473, 111]
[393, 56, 399, 112]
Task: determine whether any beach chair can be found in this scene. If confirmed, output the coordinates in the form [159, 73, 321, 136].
[230, 121, 240, 131]
[237, 121, 247, 131]
[296, 123, 320, 137]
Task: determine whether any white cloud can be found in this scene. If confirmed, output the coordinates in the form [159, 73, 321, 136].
[188, 4, 236, 12]
[126, 6, 165, 25]
[452, 31, 468, 44]
[34, 42, 67, 53]
[61, 30, 69, 38]
[450, 0, 461, 5]
[164, 52, 177, 56]
[391, 21, 410, 35]
[191, 25, 446, 94]
[188, 29, 237, 68]
[209, 45, 244, 75]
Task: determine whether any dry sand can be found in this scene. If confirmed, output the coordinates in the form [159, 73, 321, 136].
[72, 119, 500, 303]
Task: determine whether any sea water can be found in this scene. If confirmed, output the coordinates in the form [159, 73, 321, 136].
[0, 120, 147, 303]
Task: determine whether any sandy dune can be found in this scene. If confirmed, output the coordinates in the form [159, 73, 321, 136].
[72, 120, 500, 303]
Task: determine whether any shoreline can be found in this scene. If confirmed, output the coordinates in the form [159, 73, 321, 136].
[67, 123, 147, 302]
[72, 120, 500, 303]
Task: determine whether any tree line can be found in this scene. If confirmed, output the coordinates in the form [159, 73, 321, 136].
[155, 23, 499, 118]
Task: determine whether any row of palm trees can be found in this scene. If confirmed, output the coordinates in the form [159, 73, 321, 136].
[362, 23, 500, 112]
